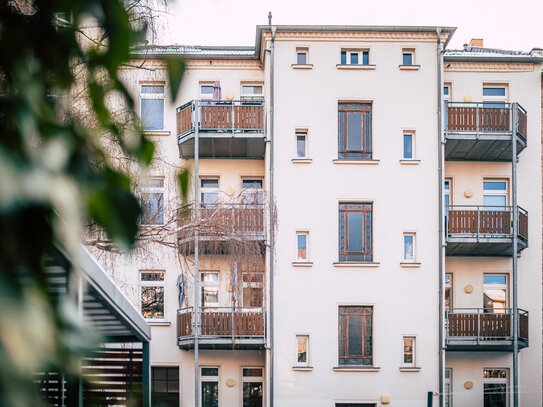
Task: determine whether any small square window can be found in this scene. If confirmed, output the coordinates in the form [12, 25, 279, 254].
[296, 130, 307, 158]
[200, 84, 215, 99]
[296, 335, 309, 366]
[403, 233, 415, 262]
[403, 132, 414, 159]
[296, 48, 308, 65]
[402, 49, 415, 66]
[296, 232, 308, 261]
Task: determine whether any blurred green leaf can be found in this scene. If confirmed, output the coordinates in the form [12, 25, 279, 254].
[166, 56, 185, 101]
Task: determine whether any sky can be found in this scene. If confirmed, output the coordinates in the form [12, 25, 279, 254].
[157, 0, 543, 51]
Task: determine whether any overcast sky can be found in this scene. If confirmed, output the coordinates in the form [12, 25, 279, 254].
[157, 0, 543, 51]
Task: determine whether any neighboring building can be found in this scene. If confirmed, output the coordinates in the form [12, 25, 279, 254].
[87, 27, 543, 407]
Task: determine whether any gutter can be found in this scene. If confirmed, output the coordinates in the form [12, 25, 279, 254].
[269, 25, 276, 407]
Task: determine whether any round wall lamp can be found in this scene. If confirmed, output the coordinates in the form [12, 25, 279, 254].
[464, 94, 473, 102]
[464, 189, 473, 198]
[226, 378, 235, 387]
[464, 381, 473, 390]
[464, 284, 474, 294]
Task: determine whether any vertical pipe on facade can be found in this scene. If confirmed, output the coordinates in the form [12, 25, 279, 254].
[436, 27, 445, 407]
[193, 102, 200, 407]
[269, 25, 276, 407]
[511, 105, 519, 407]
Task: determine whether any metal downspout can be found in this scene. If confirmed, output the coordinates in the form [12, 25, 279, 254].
[512, 105, 519, 407]
[269, 25, 276, 407]
[436, 27, 445, 407]
[193, 102, 200, 407]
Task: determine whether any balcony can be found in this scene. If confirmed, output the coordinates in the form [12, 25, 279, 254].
[177, 307, 266, 350]
[446, 205, 528, 256]
[176, 100, 265, 159]
[178, 204, 266, 254]
[446, 308, 529, 351]
[444, 102, 527, 161]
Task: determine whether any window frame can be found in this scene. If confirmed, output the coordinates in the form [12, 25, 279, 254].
[139, 270, 166, 321]
[340, 49, 370, 65]
[296, 47, 309, 65]
[295, 129, 308, 158]
[151, 366, 180, 407]
[482, 84, 508, 106]
[241, 367, 264, 407]
[402, 336, 416, 367]
[200, 177, 220, 207]
[199, 83, 215, 100]
[338, 102, 373, 160]
[241, 271, 264, 308]
[483, 179, 508, 209]
[402, 131, 415, 160]
[443, 82, 452, 102]
[295, 334, 310, 367]
[240, 83, 264, 101]
[402, 233, 416, 262]
[401, 48, 415, 66]
[296, 231, 309, 261]
[483, 274, 508, 313]
[241, 177, 264, 205]
[140, 83, 165, 131]
[483, 368, 509, 407]
[140, 177, 165, 226]
[445, 368, 453, 407]
[200, 271, 220, 310]
[200, 366, 220, 407]
[445, 273, 453, 310]
[338, 305, 373, 366]
[338, 202, 373, 262]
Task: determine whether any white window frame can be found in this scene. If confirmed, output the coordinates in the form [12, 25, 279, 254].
[482, 84, 508, 105]
[140, 177, 165, 226]
[199, 83, 215, 100]
[483, 179, 508, 208]
[296, 47, 309, 65]
[139, 270, 165, 321]
[483, 368, 509, 407]
[241, 271, 264, 308]
[402, 131, 415, 160]
[295, 335, 310, 367]
[241, 367, 264, 407]
[483, 274, 508, 313]
[296, 231, 309, 261]
[200, 271, 220, 310]
[341, 49, 370, 65]
[200, 366, 220, 407]
[295, 129, 308, 158]
[402, 233, 416, 262]
[200, 177, 219, 206]
[402, 336, 416, 367]
[240, 83, 264, 101]
[401, 48, 415, 66]
[241, 178, 264, 204]
[445, 273, 453, 310]
[140, 83, 165, 131]
[443, 82, 452, 102]
[445, 368, 453, 407]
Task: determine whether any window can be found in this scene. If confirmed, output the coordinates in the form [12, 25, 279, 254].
[483, 369, 508, 407]
[445, 273, 453, 310]
[338, 103, 372, 160]
[483, 180, 508, 209]
[483, 274, 507, 313]
[241, 272, 263, 307]
[200, 271, 219, 310]
[296, 335, 309, 366]
[200, 84, 215, 100]
[151, 367, 179, 407]
[140, 271, 165, 320]
[296, 130, 307, 158]
[241, 84, 264, 101]
[443, 83, 452, 102]
[403, 132, 414, 159]
[140, 177, 165, 225]
[483, 85, 508, 108]
[340, 49, 369, 65]
[402, 336, 416, 367]
[241, 179, 263, 204]
[242, 368, 263, 407]
[296, 47, 308, 65]
[296, 232, 308, 261]
[445, 368, 453, 407]
[140, 84, 164, 130]
[402, 49, 415, 66]
[338, 306, 373, 366]
[201, 178, 219, 206]
[444, 179, 451, 209]
[201, 367, 219, 407]
[403, 233, 415, 262]
[339, 203, 373, 262]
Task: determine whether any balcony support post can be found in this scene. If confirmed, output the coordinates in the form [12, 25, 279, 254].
[511, 103, 519, 407]
[193, 100, 201, 407]
[477, 308, 481, 345]
[477, 206, 480, 241]
[476, 104, 480, 139]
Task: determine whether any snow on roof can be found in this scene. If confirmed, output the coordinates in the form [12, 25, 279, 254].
[444, 45, 542, 61]
[131, 44, 256, 57]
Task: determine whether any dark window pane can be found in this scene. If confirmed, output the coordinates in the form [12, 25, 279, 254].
[201, 179, 219, 188]
[347, 212, 363, 252]
[201, 368, 219, 377]
[141, 99, 164, 130]
[403, 134, 413, 159]
[362, 51, 369, 65]
[243, 180, 263, 188]
[338, 111, 346, 157]
[347, 315, 363, 356]
[141, 286, 164, 319]
[243, 382, 263, 407]
[443, 86, 449, 96]
[483, 181, 507, 191]
[201, 85, 214, 97]
[152, 367, 179, 407]
[350, 53, 358, 64]
[297, 52, 307, 65]
[242, 368, 263, 377]
[141, 192, 164, 225]
[347, 113, 363, 150]
[403, 53, 413, 65]
[483, 87, 506, 97]
[341, 51, 347, 64]
[243, 287, 263, 307]
[202, 382, 218, 407]
[296, 135, 306, 157]
[484, 383, 507, 407]
[141, 272, 164, 282]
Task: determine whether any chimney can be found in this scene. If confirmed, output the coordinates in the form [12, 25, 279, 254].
[469, 38, 484, 47]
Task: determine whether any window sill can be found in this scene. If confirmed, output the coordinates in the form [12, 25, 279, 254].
[291, 158, 313, 164]
[332, 159, 380, 165]
[148, 321, 171, 327]
[292, 261, 313, 268]
[399, 367, 421, 372]
[400, 262, 421, 268]
[399, 159, 421, 165]
[333, 262, 380, 268]
[399, 65, 420, 71]
[292, 64, 313, 69]
[336, 64, 376, 70]
[333, 366, 380, 372]
[143, 130, 171, 136]
[292, 366, 314, 371]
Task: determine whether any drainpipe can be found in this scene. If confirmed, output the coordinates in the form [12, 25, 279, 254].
[436, 27, 445, 407]
[193, 101, 200, 407]
[269, 25, 276, 407]
[511, 104, 519, 407]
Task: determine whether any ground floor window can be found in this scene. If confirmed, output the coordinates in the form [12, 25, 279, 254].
[151, 366, 179, 407]
[445, 368, 452, 407]
[201, 366, 219, 407]
[484, 368, 508, 407]
[242, 367, 263, 407]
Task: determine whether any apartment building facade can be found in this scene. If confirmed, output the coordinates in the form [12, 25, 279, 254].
[87, 26, 543, 407]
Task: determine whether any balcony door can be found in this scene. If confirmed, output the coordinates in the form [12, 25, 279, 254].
[483, 274, 508, 314]
[200, 271, 219, 311]
[483, 180, 508, 210]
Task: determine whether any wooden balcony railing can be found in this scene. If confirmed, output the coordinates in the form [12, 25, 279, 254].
[177, 307, 265, 339]
[447, 205, 528, 243]
[445, 102, 527, 141]
[177, 100, 265, 137]
[446, 308, 529, 344]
